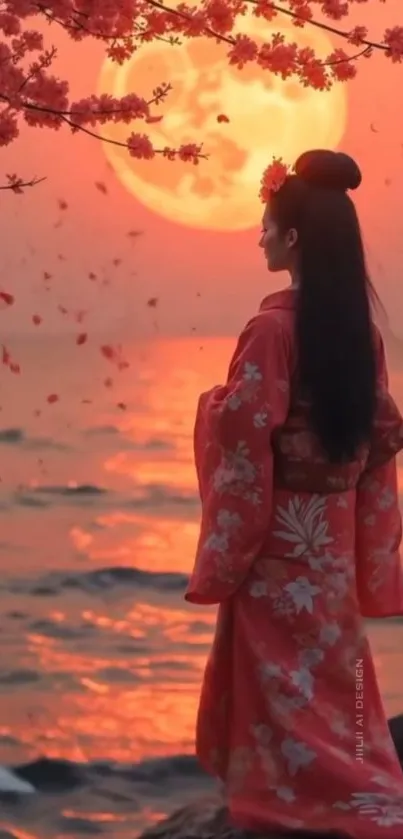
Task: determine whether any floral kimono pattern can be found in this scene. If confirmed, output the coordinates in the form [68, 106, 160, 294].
[186, 288, 403, 837]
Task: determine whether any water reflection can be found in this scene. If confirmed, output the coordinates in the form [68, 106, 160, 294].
[1, 593, 214, 764]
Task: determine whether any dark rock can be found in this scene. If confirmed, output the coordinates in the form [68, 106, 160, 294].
[16, 757, 84, 791]
[138, 797, 348, 839]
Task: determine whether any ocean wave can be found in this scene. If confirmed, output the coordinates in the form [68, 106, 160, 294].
[123, 484, 199, 510]
[2, 565, 188, 597]
[0, 753, 211, 839]
[12, 483, 109, 509]
[11, 483, 199, 512]
[28, 484, 107, 496]
[10, 753, 204, 794]
[2, 715, 403, 798]
[84, 425, 175, 452]
[0, 427, 70, 451]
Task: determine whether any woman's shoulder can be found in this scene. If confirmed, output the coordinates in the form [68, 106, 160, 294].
[239, 306, 293, 353]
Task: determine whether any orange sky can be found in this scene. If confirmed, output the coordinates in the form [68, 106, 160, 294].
[2, 0, 403, 338]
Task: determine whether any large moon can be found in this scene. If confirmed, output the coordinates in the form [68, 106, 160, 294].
[97, 17, 347, 232]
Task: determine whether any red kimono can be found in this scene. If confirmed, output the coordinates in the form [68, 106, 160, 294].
[186, 288, 403, 837]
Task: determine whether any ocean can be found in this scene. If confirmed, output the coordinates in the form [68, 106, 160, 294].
[0, 333, 403, 839]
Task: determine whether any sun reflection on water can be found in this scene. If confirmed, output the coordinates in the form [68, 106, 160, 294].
[0, 336, 403, 839]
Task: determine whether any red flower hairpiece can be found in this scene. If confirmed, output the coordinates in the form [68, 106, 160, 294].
[259, 157, 292, 202]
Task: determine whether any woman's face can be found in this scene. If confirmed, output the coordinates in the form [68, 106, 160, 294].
[259, 204, 297, 273]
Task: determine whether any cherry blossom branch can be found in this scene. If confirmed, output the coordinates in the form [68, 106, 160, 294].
[38, 3, 179, 46]
[0, 85, 171, 120]
[266, 1, 387, 53]
[324, 44, 372, 66]
[0, 0, 400, 180]
[144, 0, 374, 70]
[146, 0, 234, 44]
[31, 0, 402, 92]
[59, 112, 207, 161]
[39, 0, 388, 57]
[0, 174, 46, 192]
[73, 0, 388, 61]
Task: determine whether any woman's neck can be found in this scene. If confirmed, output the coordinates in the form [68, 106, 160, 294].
[289, 267, 300, 289]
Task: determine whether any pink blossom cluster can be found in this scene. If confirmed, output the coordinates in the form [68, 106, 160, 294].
[0, 0, 401, 190]
[259, 157, 291, 202]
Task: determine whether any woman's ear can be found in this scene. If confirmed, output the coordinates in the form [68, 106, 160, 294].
[286, 228, 298, 249]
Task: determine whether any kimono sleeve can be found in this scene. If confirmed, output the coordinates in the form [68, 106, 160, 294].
[185, 312, 291, 605]
[355, 331, 403, 618]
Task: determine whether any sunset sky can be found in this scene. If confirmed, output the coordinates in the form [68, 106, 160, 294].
[2, 0, 403, 339]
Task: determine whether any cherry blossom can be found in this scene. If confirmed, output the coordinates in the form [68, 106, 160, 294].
[260, 157, 291, 202]
[0, 0, 400, 194]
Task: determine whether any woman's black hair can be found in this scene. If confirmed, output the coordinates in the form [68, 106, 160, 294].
[270, 149, 378, 463]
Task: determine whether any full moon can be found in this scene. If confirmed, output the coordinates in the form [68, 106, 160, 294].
[98, 18, 347, 231]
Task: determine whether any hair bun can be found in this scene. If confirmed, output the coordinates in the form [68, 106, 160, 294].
[294, 149, 362, 192]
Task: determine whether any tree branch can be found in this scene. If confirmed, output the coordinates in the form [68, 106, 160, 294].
[144, 0, 377, 70]
[37, 2, 181, 46]
[0, 85, 172, 120]
[59, 113, 208, 159]
[252, 1, 386, 53]
[0, 175, 46, 193]
[35, 0, 388, 73]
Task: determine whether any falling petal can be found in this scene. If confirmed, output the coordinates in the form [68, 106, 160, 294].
[32, 314, 42, 325]
[1, 345, 20, 373]
[95, 181, 108, 194]
[147, 297, 158, 308]
[100, 345, 129, 370]
[47, 394, 59, 404]
[101, 344, 114, 360]
[0, 292, 14, 306]
[76, 333, 88, 345]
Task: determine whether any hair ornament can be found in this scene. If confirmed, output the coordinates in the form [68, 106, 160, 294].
[259, 157, 293, 202]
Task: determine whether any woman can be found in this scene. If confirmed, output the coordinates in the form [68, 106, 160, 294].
[185, 150, 403, 836]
